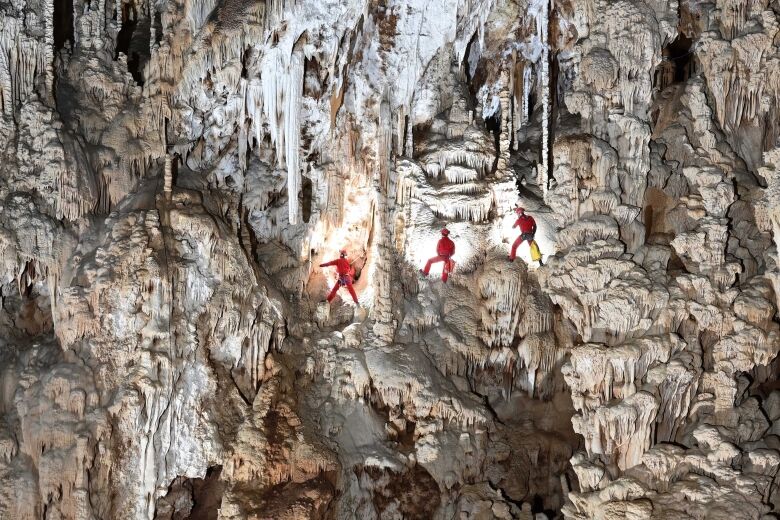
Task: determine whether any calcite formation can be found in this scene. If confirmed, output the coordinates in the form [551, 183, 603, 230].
[0, 0, 779, 518]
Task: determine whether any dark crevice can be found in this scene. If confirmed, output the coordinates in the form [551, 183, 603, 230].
[301, 176, 312, 223]
[154, 466, 225, 520]
[190, 466, 225, 520]
[655, 35, 696, 91]
[527, 91, 536, 120]
[115, 4, 151, 85]
[462, 30, 479, 85]
[669, 35, 696, 82]
[401, 114, 410, 156]
[485, 114, 501, 174]
[531, 494, 556, 517]
[1, 274, 53, 338]
[240, 49, 250, 79]
[303, 56, 323, 98]
[115, 5, 138, 59]
[53, 0, 75, 50]
[548, 51, 560, 183]
[462, 30, 486, 119]
[746, 355, 780, 401]
[153, 10, 163, 45]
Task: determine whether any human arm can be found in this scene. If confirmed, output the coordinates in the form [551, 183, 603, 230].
[320, 260, 336, 267]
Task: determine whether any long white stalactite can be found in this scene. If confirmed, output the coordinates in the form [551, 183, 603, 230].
[260, 45, 304, 224]
[521, 65, 531, 126]
[536, 0, 550, 198]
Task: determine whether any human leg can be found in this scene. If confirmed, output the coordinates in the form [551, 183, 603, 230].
[423, 255, 445, 275]
[326, 282, 340, 302]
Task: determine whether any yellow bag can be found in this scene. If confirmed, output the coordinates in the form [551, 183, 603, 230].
[529, 240, 542, 262]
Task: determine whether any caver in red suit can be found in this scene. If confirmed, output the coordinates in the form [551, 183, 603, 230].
[421, 229, 456, 283]
[509, 207, 542, 264]
[320, 250, 359, 303]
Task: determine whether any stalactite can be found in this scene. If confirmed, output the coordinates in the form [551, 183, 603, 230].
[527, 0, 551, 197]
[497, 70, 511, 173]
[260, 45, 304, 224]
[0, 14, 46, 111]
[164, 153, 173, 193]
[44, 0, 54, 95]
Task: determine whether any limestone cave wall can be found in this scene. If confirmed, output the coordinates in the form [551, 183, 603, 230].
[0, 0, 779, 518]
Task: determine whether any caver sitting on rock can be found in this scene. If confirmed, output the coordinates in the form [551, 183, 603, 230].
[421, 228, 456, 283]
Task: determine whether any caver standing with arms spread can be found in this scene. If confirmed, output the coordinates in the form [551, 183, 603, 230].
[320, 249, 359, 304]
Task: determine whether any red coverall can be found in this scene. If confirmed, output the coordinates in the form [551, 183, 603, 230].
[320, 257, 359, 303]
[423, 236, 456, 282]
[510, 214, 537, 261]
